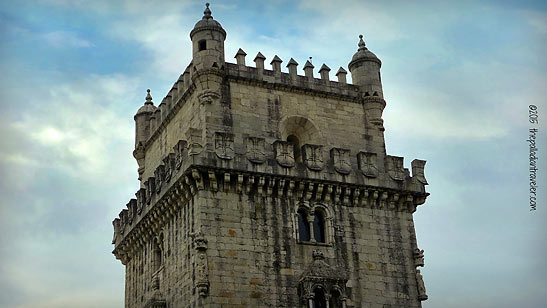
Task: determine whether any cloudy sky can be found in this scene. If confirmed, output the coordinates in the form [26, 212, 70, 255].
[0, 0, 545, 307]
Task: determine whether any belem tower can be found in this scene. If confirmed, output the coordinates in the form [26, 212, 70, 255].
[112, 3, 430, 308]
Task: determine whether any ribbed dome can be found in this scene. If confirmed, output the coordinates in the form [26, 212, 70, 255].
[190, 3, 226, 39]
[136, 89, 157, 115]
[348, 35, 381, 69]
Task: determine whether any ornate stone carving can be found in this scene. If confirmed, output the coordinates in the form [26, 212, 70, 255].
[154, 165, 165, 193]
[386, 155, 405, 181]
[136, 188, 146, 214]
[215, 132, 234, 160]
[163, 153, 175, 182]
[145, 178, 155, 204]
[274, 141, 295, 167]
[127, 199, 137, 224]
[197, 89, 220, 105]
[302, 144, 324, 171]
[416, 269, 428, 301]
[173, 140, 187, 170]
[192, 232, 209, 297]
[119, 209, 128, 234]
[414, 248, 425, 267]
[298, 250, 348, 305]
[246, 137, 265, 164]
[331, 148, 351, 174]
[112, 218, 120, 244]
[412, 159, 428, 184]
[357, 151, 378, 178]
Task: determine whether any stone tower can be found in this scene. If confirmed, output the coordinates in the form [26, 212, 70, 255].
[112, 4, 430, 308]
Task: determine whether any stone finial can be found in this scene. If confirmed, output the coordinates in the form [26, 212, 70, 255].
[358, 34, 367, 51]
[303, 60, 314, 78]
[270, 55, 282, 72]
[286, 58, 298, 79]
[254, 52, 266, 71]
[203, 3, 212, 20]
[145, 89, 153, 105]
[234, 48, 247, 66]
[319, 64, 331, 82]
[336, 67, 347, 84]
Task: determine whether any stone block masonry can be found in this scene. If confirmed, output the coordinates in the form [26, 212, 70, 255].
[113, 3, 430, 308]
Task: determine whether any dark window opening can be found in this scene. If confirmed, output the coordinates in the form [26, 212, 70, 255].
[312, 288, 327, 308]
[313, 211, 325, 243]
[287, 134, 301, 162]
[198, 40, 207, 51]
[297, 209, 311, 241]
[378, 71, 381, 82]
[330, 290, 342, 308]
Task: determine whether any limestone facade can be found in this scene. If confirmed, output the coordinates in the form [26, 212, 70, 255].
[113, 4, 430, 308]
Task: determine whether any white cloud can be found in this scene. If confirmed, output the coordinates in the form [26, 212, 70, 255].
[3, 74, 137, 184]
[42, 31, 95, 48]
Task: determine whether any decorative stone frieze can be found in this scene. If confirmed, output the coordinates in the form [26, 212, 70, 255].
[357, 151, 379, 178]
[302, 144, 324, 171]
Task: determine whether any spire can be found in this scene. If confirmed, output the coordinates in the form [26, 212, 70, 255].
[145, 89, 153, 105]
[358, 34, 367, 51]
[203, 3, 212, 20]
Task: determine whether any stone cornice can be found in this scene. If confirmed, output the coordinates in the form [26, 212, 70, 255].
[112, 164, 428, 264]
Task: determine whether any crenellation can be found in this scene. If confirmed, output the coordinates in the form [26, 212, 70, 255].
[114, 4, 431, 308]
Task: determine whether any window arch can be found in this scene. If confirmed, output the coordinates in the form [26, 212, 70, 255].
[295, 202, 332, 245]
[297, 209, 311, 241]
[287, 134, 301, 162]
[313, 210, 326, 243]
[312, 288, 327, 308]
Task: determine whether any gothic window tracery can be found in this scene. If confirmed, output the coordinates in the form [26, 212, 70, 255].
[295, 203, 332, 245]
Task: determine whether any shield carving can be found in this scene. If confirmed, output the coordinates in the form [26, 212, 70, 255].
[386, 155, 405, 181]
[246, 137, 265, 164]
[331, 148, 351, 174]
[215, 132, 234, 160]
[357, 152, 378, 178]
[302, 144, 324, 171]
[274, 141, 295, 167]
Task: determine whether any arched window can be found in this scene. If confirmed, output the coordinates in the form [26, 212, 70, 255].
[313, 210, 326, 243]
[330, 289, 342, 308]
[312, 288, 327, 308]
[297, 209, 311, 242]
[198, 39, 207, 51]
[287, 134, 301, 162]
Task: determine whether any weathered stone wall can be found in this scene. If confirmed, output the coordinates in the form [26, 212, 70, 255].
[191, 189, 422, 308]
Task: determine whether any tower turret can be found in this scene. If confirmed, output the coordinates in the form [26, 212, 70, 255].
[190, 3, 226, 71]
[133, 89, 156, 183]
[349, 35, 386, 128]
[348, 35, 383, 98]
[134, 89, 156, 148]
